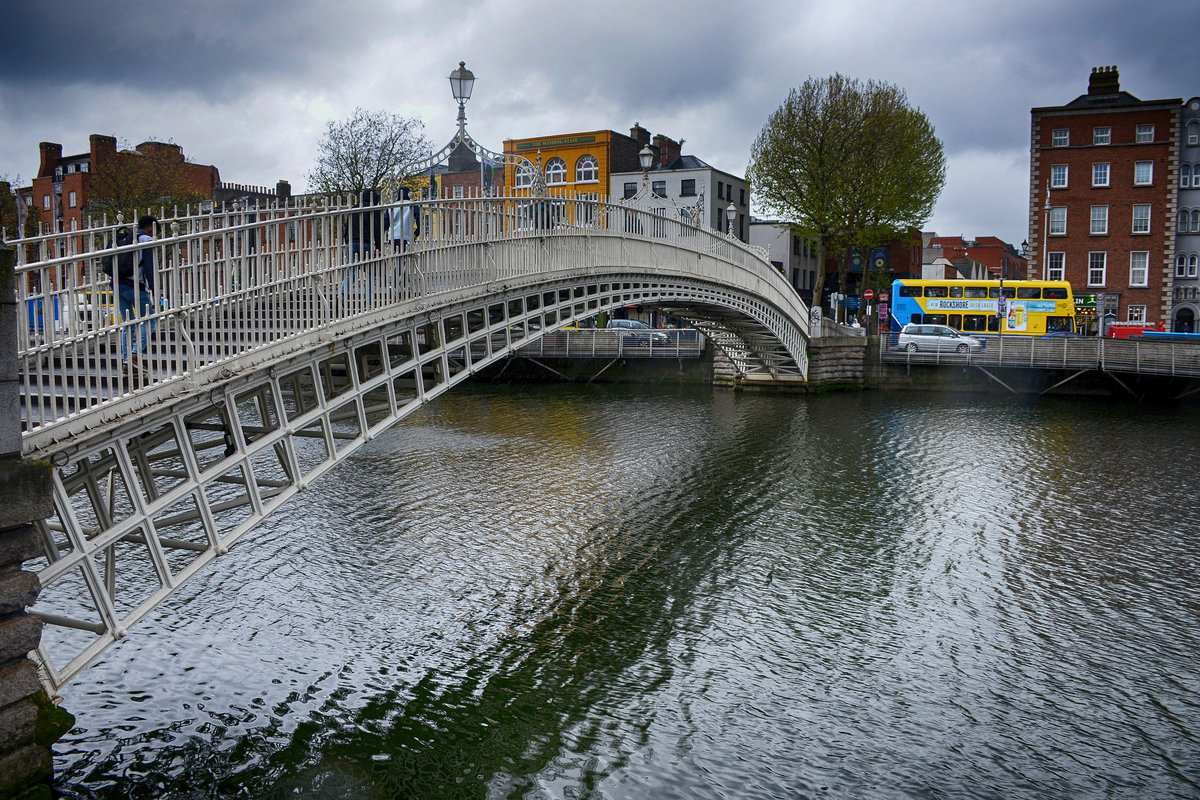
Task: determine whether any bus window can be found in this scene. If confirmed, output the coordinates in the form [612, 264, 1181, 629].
[925, 314, 947, 325]
[924, 285, 948, 297]
[1017, 287, 1041, 299]
[988, 317, 1000, 332]
[1043, 287, 1068, 299]
[962, 314, 988, 332]
[910, 313, 922, 324]
[948, 285, 964, 298]
[964, 286, 988, 298]
[948, 313, 962, 329]
[1046, 316, 1074, 332]
[899, 285, 922, 297]
[989, 287, 1016, 298]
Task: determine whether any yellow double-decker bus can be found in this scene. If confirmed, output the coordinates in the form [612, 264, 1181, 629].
[889, 279, 1076, 335]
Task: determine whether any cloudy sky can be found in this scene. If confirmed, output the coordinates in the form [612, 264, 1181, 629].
[3, 0, 1196, 245]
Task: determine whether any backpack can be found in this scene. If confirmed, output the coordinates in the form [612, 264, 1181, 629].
[101, 228, 135, 283]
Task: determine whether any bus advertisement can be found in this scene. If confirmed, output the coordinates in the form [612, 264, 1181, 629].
[890, 279, 1076, 336]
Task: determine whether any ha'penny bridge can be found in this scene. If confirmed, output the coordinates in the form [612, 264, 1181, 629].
[4, 188, 812, 697]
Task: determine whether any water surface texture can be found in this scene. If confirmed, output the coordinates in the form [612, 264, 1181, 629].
[53, 386, 1200, 799]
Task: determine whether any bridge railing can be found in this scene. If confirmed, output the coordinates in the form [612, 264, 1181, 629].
[880, 332, 1200, 377]
[9, 191, 783, 440]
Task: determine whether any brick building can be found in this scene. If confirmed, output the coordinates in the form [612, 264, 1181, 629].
[32, 135, 220, 232]
[1028, 67, 1180, 334]
[926, 235, 1027, 281]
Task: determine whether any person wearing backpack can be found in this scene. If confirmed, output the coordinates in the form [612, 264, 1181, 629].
[115, 215, 157, 379]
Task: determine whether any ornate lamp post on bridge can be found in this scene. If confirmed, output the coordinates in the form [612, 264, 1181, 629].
[389, 61, 545, 199]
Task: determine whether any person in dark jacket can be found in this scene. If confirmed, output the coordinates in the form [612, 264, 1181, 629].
[343, 189, 384, 303]
[119, 215, 158, 377]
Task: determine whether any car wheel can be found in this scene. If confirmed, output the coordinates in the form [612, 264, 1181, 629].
[905, 342, 918, 352]
[956, 344, 968, 353]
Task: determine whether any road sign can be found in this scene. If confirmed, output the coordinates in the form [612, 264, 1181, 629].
[880, 293, 889, 303]
[863, 289, 874, 300]
[997, 295, 1007, 315]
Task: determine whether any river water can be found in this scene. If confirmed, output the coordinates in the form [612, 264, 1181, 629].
[52, 385, 1200, 799]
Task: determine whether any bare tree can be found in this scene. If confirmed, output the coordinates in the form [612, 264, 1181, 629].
[307, 108, 432, 196]
[748, 75, 945, 309]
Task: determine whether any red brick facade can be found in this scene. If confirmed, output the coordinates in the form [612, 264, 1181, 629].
[32, 135, 219, 233]
[1029, 67, 1180, 333]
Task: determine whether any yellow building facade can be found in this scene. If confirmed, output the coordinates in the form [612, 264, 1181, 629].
[502, 127, 646, 198]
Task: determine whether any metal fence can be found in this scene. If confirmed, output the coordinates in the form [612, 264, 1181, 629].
[514, 328, 704, 359]
[10, 191, 780, 440]
[880, 333, 1200, 377]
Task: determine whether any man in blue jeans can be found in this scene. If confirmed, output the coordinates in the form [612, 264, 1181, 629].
[118, 214, 157, 381]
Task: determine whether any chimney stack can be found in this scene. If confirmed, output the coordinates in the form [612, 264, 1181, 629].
[1088, 65, 1120, 96]
[629, 123, 651, 147]
[38, 142, 62, 179]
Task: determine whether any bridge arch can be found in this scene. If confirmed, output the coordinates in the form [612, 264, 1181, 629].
[11, 193, 809, 690]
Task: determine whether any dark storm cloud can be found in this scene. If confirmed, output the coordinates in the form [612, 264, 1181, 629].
[4, 0, 1199, 243]
[1, 0, 412, 93]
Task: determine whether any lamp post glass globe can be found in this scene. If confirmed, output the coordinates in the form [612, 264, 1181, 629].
[638, 146, 654, 172]
[449, 61, 475, 103]
[726, 203, 737, 235]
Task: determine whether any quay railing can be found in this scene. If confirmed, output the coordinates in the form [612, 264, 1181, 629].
[514, 328, 704, 359]
[9, 190, 779, 443]
[879, 333, 1200, 378]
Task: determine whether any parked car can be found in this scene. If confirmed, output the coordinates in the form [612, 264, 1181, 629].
[897, 324, 983, 353]
[606, 318, 671, 344]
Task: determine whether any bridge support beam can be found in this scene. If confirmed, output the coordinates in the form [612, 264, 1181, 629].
[0, 245, 72, 799]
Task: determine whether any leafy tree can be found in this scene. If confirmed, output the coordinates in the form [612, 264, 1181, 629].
[1, 177, 38, 239]
[748, 74, 945, 309]
[307, 107, 432, 196]
[86, 141, 207, 219]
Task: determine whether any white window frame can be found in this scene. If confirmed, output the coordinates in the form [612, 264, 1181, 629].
[1192, 254, 1200, 279]
[68, 191, 77, 208]
[1127, 305, 1147, 323]
[1092, 162, 1110, 187]
[1049, 206, 1066, 235]
[1181, 210, 1192, 233]
[1129, 251, 1149, 287]
[1047, 251, 1065, 281]
[1189, 122, 1199, 147]
[452, 184, 464, 198]
[515, 164, 535, 189]
[1090, 205, 1108, 235]
[1050, 164, 1068, 188]
[1088, 252, 1107, 286]
[1052, 129, 1069, 147]
[544, 158, 567, 185]
[1134, 161, 1153, 185]
[575, 155, 598, 183]
[1132, 204, 1150, 234]
[1184, 164, 1193, 189]
[1136, 124, 1154, 143]
[42, 195, 49, 211]
[1178, 255, 1189, 278]
[1093, 126, 1111, 145]
[1195, 210, 1200, 233]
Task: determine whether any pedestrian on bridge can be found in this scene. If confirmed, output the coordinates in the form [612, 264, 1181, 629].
[118, 215, 158, 378]
[343, 189, 384, 304]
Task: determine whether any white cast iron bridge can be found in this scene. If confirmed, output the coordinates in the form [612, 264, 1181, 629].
[10, 191, 811, 692]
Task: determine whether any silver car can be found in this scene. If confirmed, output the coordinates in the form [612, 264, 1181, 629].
[898, 324, 983, 353]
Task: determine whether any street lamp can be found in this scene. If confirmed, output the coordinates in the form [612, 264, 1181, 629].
[449, 61, 476, 134]
[726, 203, 737, 239]
[638, 145, 654, 192]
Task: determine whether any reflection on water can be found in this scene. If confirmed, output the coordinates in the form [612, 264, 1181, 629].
[53, 386, 1200, 799]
